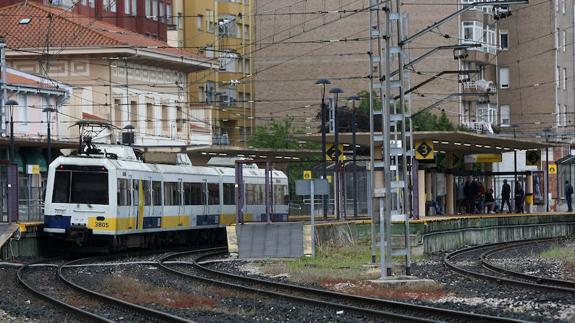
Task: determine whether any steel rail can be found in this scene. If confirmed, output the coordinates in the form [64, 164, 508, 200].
[480, 240, 575, 293]
[159, 250, 524, 323]
[445, 237, 575, 294]
[58, 257, 196, 323]
[17, 261, 114, 323]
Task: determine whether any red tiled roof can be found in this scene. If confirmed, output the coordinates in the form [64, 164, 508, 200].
[0, 1, 205, 61]
[7, 69, 65, 92]
[82, 112, 105, 121]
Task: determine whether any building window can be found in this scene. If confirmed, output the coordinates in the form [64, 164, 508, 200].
[499, 30, 508, 50]
[146, 103, 154, 130]
[562, 0, 566, 13]
[563, 105, 568, 126]
[159, 0, 165, 22]
[132, 0, 137, 16]
[557, 104, 562, 126]
[499, 67, 509, 89]
[130, 100, 138, 128]
[244, 24, 249, 38]
[176, 106, 182, 132]
[197, 15, 203, 31]
[124, 0, 130, 14]
[206, 10, 214, 32]
[145, 0, 151, 17]
[563, 68, 567, 90]
[500, 105, 510, 127]
[176, 12, 183, 30]
[152, 0, 158, 21]
[88, 0, 94, 8]
[477, 104, 497, 124]
[110, 0, 116, 12]
[562, 30, 566, 51]
[218, 16, 237, 37]
[557, 66, 560, 88]
[555, 0, 559, 12]
[166, 4, 173, 25]
[462, 21, 481, 43]
[161, 104, 168, 131]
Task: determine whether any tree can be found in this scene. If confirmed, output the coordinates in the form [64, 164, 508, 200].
[412, 110, 456, 131]
[248, 117, 299, 149]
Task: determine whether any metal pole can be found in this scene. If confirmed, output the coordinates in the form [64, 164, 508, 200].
[368, 0, 377, 265]
[10, 105, 14, 162]
[546, 145, 549, 212]
[383, 4, 393, 278]
[310, 180, 315, 257]
[0, 38, 5, 137]
[321, 87, 328, 219]
[352, 102, 358, 218]
[333, 92, 340, 220]
[265, 160, 271, 223]
[46, 108, 52, 163]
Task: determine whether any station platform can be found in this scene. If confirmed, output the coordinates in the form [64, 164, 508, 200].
[298, 212, 575, 255]
[0, 221, 43, 258]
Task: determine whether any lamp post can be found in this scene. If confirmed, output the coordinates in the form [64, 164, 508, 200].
[5, 99, 18, 162]
[315, 78, 331, 219]
[43, 107, 57, 163]
[348, 95, 360, 219]
[543, 127, 551, 212]
[329, 87, 343, 219]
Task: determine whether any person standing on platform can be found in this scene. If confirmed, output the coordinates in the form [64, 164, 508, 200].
[564, 180, 573, 212]
[501, 179, 512, 213]
[514, 181, 525, 213]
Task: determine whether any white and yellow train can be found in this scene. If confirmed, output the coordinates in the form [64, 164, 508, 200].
[43, 146, 289, 250]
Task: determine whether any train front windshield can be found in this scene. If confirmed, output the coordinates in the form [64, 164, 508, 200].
[52, 165, 109, 205]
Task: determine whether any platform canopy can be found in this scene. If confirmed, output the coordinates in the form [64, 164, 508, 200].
[297, 131, 559, 155]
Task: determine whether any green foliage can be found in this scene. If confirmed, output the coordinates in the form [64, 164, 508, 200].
[248, 117, 299, 149]
[357, 90, 381, 115]
[413, 110, 456, 131]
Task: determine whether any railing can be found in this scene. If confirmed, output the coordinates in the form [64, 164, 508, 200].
[461, 121, 494, 134]
[463, 80, 496, 93]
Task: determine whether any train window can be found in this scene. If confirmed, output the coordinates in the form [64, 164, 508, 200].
[208, 183, 220, 205]
[152, 181, 162, 206]
[70, 172, 108, 204]
[117, 178, 131, 206]
[246, 184, 264, 204]
[184, 182, 204, 205]
[53, 171, 71, 203]
[164, 182, 181, 206]
[132, 180, 139, 206]
[143, 180, 151, 206]
[223, 183, 235, 205]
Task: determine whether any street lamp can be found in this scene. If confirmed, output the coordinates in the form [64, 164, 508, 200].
[329, 87, 343, 219]
[5, 99, 18, 162]
[315, 78, 331, 219]
[43, 107, 57, 163]
[348, 95, 360, 219]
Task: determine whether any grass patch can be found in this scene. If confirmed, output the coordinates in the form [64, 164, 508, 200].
[253, 242, 446, 301]
[540, 243, 575, 266]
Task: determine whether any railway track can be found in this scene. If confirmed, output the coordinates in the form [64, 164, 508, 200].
[17, 257, 196, 323]
[445, 237, 575, 294]
[159, 249, 524, 323]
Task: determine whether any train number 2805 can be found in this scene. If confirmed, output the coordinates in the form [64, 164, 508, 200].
[95, 222, 110, 228]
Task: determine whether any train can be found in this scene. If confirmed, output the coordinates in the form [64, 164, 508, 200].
[43, 145, 289, 250]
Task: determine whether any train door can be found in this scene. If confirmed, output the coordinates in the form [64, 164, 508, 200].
[128, 175, 136, 230]
[178, 178, 184, 227]
[117, 177, 131, 232]
[202, 179, 209, 216]
[142, 177, 152, 230]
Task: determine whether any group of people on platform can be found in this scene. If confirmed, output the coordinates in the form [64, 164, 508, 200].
[458, 177, 525, 214]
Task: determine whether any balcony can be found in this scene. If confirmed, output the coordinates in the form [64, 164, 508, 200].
[463, 80, 496, 93]
[461, 121, 495, 134]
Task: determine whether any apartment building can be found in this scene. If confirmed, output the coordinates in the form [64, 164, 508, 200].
[0, 2, 214, 146]
[255, 1, 562, 136]
[170, 0, 254, 146]
[497, 0, 573, 137]
[0, 0, 174, 41]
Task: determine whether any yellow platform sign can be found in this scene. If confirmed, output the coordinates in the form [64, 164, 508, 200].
[464, 154, 502, 163]
[326, 144, 346, 161]
[548, 164, 557, 174]
[415, 140, 434, 160]
[303, 170, 312, 179]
